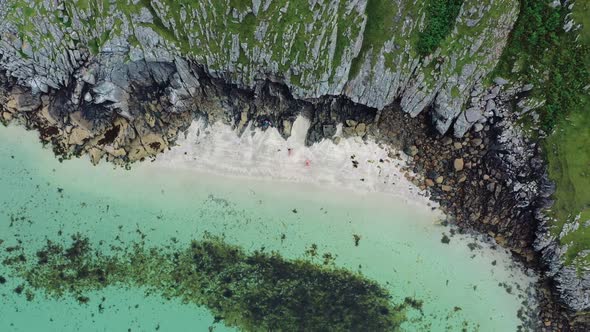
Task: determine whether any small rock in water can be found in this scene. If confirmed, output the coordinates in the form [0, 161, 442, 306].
[353, 234, 361, 247]
[441, 234, 451, 244]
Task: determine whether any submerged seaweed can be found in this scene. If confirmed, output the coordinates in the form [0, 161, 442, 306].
[4, 234, 411, 331]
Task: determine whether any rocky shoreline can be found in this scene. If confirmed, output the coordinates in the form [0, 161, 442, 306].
[0, 58, 586, 330]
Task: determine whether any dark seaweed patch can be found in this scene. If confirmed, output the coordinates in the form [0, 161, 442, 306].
[6, 236, 414, 331]
[148, 142, 161, 151]
[353, 234, 361, 246]
[404, 296, 424, 315]
[14, 284, 24, 294]
[97, 125, 120, 145]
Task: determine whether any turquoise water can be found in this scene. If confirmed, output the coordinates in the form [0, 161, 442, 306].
[0, 125, 536, 331]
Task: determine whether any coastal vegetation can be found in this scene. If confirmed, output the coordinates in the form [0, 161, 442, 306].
[416, 0, 464, 56]
[3, 235, 409, 331]
[494, 0, 590, 271]
[493, 0, 589, 131]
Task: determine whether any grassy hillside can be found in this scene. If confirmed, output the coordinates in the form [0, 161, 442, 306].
[495, 0, 590, 271]
[546, 0, 590, 270]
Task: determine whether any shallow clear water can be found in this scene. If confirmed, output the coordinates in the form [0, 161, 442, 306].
[0, 125, 535, 331]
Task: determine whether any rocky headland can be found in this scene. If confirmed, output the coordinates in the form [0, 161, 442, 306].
[1, 0, 589, 330]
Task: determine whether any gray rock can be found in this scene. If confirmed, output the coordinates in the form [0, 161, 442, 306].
[494, 77, 509, 85]
[465, 108, 483, 123]
[486, 100, 496, 113]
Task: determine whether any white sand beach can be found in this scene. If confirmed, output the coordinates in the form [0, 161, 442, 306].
[153, 116, 438, 211]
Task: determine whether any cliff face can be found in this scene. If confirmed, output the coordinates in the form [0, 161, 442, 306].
[1, 0, 590, 323]
[0, 0, 517, 136]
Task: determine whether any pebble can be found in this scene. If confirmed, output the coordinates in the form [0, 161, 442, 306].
[487, 183, 496, 192]
[453, 158, 464, 171]
[345, 119, 357, 127]
[406, 145, 419, 156]
[355, 123, 367, 135]
[2, 112, 12, 121]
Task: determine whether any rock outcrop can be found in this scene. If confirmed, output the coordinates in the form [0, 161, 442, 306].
[0, 59, 378, 165]
[0, 0, 518, 136]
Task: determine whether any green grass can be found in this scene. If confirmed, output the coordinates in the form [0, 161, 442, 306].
[573, 0, 590, 45]
[416, 0, 464, 56]
[542, 0, 590, 271]
[547, 102, 590, 269]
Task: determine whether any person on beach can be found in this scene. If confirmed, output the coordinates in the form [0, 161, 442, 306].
[288, 148, 292, 156]
[305, 159, 311, 167]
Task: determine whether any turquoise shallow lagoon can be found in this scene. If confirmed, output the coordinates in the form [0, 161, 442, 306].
[0, 125, 536, 331]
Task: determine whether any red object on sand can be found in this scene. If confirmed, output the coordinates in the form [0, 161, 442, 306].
[305, 159, 311, 167]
